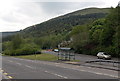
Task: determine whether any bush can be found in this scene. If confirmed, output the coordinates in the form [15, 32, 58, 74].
[89, 46, 118, 57]
[3, 43, 41, 56]
[103, 46, 116, 57]
[3, 50, 12, 55]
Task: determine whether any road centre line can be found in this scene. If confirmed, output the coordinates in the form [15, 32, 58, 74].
[25, 65, 34, 69]
[7, 57, 118, 78]
[70, 67, 118, 78]
[47, 63, 118, 78]
[16, 63, 22, 65]
[8, 60, 13, 62]
[52, 65, 118, 78]
[44, 70, 68, 79]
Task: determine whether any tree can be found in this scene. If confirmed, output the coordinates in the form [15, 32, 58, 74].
[89, 19, 105, 44]
[70, 25, 89, 53]
[12, 34, 22, 49]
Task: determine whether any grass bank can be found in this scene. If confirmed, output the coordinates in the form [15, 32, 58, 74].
[14, 53, 58, 61]
[11, 53, 80, 62]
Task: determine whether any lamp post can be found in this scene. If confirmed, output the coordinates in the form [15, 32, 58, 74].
[33, 25, 37, 70]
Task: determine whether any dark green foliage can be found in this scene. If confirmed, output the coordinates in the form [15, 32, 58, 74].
[70, 25, 89, 53]
[11, 34, 23, 49]
[89, 6, 120, 57]
[69, 6, 120, 57]
[34, 34, 64, 49]
[20, 8, 109, 38]
[3, 35, 40, 56]
[89, 18, 105, 44]
[3, 7, 120, 57]
[3, 46, 38, 56]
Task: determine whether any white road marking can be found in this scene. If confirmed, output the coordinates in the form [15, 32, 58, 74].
[55, 63, 60, 64]
[8, 60, 13, 62]
[87, 67, 92, 69]
[8, 57, 118, 78]
[45, 71, 48, 72]
[16, 63, 22, 65]
[25, 65, 34, 69]
[61, 67, 118, 78]
[77, 68, 118, 78]
[55, 65, 59, 66]
[44, 70, 68, 79]
[54, 64, 116, 78]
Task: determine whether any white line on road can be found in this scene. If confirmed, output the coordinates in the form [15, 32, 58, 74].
[6, 57, 118, 78]
[25, 65, 34, 69]
[16, 63, 22, 66]
[8, 60, 13, 62]
[44, 70, 68, 79]
[52, 64, 118, 78]
[70, 67, 118, 78]
[55, 63, 60, 64]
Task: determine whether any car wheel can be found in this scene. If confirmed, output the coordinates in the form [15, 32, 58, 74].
[103, 57, 106, 60]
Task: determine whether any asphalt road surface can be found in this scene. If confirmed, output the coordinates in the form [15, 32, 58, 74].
[2, 56, 118, 79]
[42, 51, 118, 62]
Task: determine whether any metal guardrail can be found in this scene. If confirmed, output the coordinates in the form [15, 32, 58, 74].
[86, 60, 120, 63]
[86, 59, 120, 67]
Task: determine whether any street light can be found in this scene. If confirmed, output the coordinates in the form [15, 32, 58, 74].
[33, 25, 37, 70]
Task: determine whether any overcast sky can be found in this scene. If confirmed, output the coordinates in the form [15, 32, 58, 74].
[0, 0, 119, 32]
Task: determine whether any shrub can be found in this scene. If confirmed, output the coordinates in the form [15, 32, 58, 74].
[3, 43, 40, 56]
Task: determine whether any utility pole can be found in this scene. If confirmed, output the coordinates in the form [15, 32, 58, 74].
[34, 25, 37, 70]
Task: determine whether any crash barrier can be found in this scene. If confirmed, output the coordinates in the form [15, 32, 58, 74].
[86, 59, 120, 67]
[58, 48, 75, 61]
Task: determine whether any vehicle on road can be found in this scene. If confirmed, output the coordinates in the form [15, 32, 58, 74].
[54, 49, 59, 52]
[35, 51, 41, 54]
[97, 52, 111, 60]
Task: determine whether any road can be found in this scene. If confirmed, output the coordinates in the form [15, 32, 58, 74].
[43, 51, 119, 68]
[42, 51, 118, 62]
[2, 56, 118, 79]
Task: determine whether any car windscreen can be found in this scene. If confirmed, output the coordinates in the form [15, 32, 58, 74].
[104, 53, 109, 55]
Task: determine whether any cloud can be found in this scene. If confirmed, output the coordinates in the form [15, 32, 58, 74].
[37, 2, 104, 15]
[0, 0, 119, 32]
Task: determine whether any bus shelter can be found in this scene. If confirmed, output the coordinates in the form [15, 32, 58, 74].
[58, 48, 75, 61]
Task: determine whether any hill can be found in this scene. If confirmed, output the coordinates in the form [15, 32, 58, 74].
[2, 6, 120, 57]
[2, 32, 17, 37]
[20, 8, 110, 37]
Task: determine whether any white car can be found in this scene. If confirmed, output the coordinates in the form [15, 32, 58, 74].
[54, 49, 59, 52]
[97, 52, 111, 60]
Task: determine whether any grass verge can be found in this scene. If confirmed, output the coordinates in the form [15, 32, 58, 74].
[14, 53, 58, 61]
[6, 53, 80, 62]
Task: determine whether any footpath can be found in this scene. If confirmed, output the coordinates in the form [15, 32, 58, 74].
[56, 60, 120, 71]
